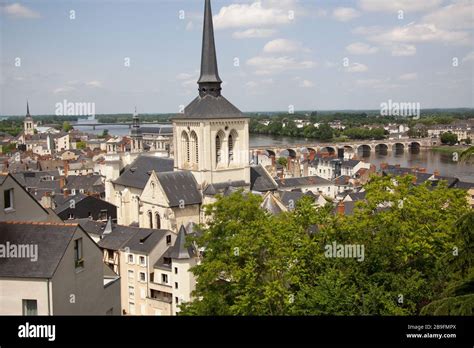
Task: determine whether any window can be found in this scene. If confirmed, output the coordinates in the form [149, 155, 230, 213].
[175, 297, 179, 304]
[99, 210, 108, 221]
[181, 131, 190, 163]
[128, 286, 135, 299]
[128, 254, 134, 264]
[139, 256, 146, 266]
[139, 272, 146, 282]
[166, 235, 171, 246]
[148, 211, 153, 229]
[161, 274, 168, 284]
[215, 132, 222, 164]
[174, 267, 178, 275]
[228, 131, 236, 164]
[128, 270, 134, 281]
[74, 238, 83, 269]
[22, 299, 37, 316]
[190, 131, 198, 164]
[155, 213, 161, 229]
[175, 282, 178, 289]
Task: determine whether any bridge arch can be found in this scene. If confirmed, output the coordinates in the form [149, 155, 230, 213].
[264, 149, 276, 157]
[280, 148, 296, 158]
[320, 146, 336, 155]
[375, 143, 389, 154]
[393, 143, 405, 152]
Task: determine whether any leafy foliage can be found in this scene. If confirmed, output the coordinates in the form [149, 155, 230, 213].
[180, 176, 472, 316]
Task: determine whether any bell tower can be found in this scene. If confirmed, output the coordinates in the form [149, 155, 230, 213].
[24, 101, 34, 136]
[172, 0, 250, 187]
[130, 107, 143, 153]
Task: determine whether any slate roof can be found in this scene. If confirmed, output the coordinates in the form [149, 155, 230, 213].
[168, 225, 195, 259]
[250, 165, 278, 192]
[341, 159, 360, 168]
[98, 225, 139, 251]
[454, 181, 474, 190]
[276, 175, 332, 189]
[202, 180, 247, 196]
[122, 228, 170, 254]
[53, 193, 88, 213]
[347, 191, 367, 201]
[69, 218, 107, 237]
[141, 126, 173, 135]
[113, 156, 174, 189]
[278, 190, 316, 208]
[432, 175, 459, 188]
[174, 95, 246, 120]
[333, 175, 351, 186]
[0, 222, 79, 278]
[157, 171, 202, 207]
[64, 175, 104, 193]
[261, 193, 287, 215]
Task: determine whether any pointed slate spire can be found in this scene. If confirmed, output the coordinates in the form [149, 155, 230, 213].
[103, 216, 113, 235]
[25, 100, 32, 119]
[169, 225, 194, 259]
[197, 0, 222, 97]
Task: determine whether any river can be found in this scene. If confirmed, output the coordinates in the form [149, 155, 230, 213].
[74, 123, 473, 182]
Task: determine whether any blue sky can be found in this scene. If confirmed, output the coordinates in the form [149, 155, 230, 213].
[1, 0, 473, 116]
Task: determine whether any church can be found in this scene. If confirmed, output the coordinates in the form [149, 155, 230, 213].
[104, 0, 276, 231]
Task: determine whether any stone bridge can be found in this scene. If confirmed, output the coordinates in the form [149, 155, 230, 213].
[250, 138, 437, 159]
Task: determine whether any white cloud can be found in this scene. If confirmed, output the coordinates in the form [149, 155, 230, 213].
[355, 78, 401, 89]
[358, 0, 442, 13]
[399, 73, 418, 80]
[365, 23, 471, 46]
[176, 73, 194, 80]
[246, 55, 315, 75]
[422, 0, 473, 30]
[86, 80, 102, 88]
[299, 79, 314, 88]
[345, 62, 368, 73]
[346, 42, 378, 55]
[232, 28, 276, 39]
[2, 3, 40, 19]
[462, 51, 474, 63]
[390, 44, 417, 56]
[53, 86, 76, 94]
[213, 2, 292, 29]
[263, 39, 308, 53]
[333, 7, 360, 22]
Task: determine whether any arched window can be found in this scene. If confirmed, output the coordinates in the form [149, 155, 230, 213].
[228, 131, 236, 164]
[190, 131, 198, 164]
[216, 131, 224, 165]
[181, 131, 190, 164]
[155, 213, 161, 229]
[148, 211, 153, 229]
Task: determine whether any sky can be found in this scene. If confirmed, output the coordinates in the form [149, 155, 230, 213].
[0, 0, 473, 116]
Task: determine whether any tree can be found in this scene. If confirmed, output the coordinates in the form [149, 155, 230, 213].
[277, 157, 288, 167]
[76, 141, 87, 150]
[440, 132, 458, 145]
[459, 146, 474, 162]
[62, 121, 73, 132]
[179, 176, 471, 316]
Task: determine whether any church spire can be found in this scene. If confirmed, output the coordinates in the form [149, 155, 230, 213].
[26, 100, 31, 117]
[197, 0, 222, 97]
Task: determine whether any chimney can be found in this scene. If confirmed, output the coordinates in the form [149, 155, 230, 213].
[59, 176, 65, 189]
[418, 167, 426, 173]
[380, 163, 388, 170]
[64, 161, 69, 177]
[63, 188, 69, 197]
[337, 201, 345, 216]
[434, 170, 440, 177]
[41, 192, 53, 209]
